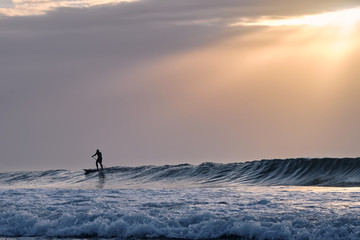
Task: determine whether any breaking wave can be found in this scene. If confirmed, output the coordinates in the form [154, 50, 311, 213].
[1, 158, 360, 188]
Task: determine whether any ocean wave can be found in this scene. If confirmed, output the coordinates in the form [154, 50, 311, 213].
[1, 158, 360, 188]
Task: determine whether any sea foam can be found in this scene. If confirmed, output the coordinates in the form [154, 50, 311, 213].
[1, 187, 360, 239]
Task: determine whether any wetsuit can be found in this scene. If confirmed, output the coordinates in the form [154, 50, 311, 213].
[93, 150, 104, 170]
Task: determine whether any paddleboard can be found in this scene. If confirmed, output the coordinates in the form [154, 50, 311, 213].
[84, 169, 101, 174]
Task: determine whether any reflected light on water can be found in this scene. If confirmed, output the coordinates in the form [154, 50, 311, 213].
[234, 185, 360, 211]
[235, 185, 360, 194]
[283, 186, 360, 193]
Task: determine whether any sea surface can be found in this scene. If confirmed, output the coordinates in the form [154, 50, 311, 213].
[1, 158, 360, 240]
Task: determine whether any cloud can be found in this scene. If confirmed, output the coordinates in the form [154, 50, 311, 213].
[231, 6, 360, 27]
[0, 0, 13, 8]
[0, 0, 136, 16]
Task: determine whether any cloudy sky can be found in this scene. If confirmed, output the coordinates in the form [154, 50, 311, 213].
[1, 0, 360, 171]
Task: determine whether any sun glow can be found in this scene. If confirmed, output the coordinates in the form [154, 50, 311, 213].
[232, 7, 360, 28]
[230, 7, 360, 81]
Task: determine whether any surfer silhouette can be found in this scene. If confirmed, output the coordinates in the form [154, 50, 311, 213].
[92, 149, 104, 170]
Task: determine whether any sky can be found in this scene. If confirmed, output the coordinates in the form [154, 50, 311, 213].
[1, 0, 360, 171]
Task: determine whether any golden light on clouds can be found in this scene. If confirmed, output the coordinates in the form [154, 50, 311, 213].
[232, 7, 360, 28]
[229, 7, 360, 95]
[0, 0, 137, 16]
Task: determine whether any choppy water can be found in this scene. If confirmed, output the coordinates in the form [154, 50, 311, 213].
[1, 158, 360, 239]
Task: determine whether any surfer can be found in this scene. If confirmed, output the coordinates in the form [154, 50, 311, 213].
[92, 149, 104, 170]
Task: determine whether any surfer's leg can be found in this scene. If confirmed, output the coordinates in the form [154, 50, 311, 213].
[96, 161, 99, 170]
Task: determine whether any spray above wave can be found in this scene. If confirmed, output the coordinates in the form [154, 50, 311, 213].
[1, 158, 360, 188]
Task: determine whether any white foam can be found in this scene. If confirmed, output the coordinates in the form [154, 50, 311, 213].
[1, 186, 360, 239]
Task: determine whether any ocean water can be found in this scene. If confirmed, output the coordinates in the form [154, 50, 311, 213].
[1, 158, 360, 240]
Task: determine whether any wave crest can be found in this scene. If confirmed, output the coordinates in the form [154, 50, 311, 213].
[1, 158, 360, 188]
